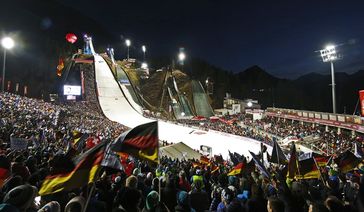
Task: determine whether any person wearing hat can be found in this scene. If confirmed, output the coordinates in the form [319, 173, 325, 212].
[64, 196, 85, 212]
[175, 191, 195, 212]
[189, 181, 209, 212]
[3, 184, 38, 212]
[190, 169, 204, 189]
[126, 175, 138, 189]
[178, 171, 191, 192]
[142, 191, 169, 212]
[217, 187, 234, 212]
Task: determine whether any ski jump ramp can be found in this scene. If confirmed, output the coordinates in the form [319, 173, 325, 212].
[94, 54, 271, 158]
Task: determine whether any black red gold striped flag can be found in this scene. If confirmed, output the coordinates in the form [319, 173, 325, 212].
[227, 162, 244, 176]
[287, 142, 298, 179]
[295, 158, 320, 179]
[111, 121, 158, 163]
[39, 142, 106, 196]
[334, 150, 360, 173]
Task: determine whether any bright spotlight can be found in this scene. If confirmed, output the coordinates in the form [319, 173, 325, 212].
[247, 101, 253, 107]
[178, 52, 186, 61]
[181, 112, 185, 116]
[320, 44, 337, 62]
[1, 37, 14, 49]
[142, 45, 146, 53]
[125, 39, 131, 47]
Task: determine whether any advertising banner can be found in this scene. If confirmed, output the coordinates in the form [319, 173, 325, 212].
[359, 90, 364, 116]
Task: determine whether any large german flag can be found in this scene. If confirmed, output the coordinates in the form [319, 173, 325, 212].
[39, 142, 106, 196]
[334, 150, 360, 173]
[111, 121, 158, 163]
[228, 162, 244, 176]
[295, 158, 320, 179]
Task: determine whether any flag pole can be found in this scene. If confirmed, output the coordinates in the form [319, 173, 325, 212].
[313, 157, 325, 185]
[157, 121, 161, 202]
[275, 141, 280, 166]
[83, 182, 96, 212]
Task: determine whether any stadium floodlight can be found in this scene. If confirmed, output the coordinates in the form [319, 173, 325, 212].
[320, 44, 338, 114]
[181, 112, 185, 117]
[1, 37, 14, 50]
[125, 39, 131, 60]
[178, 52, 186, 62]
[247, 101, 253, 107]
[142, 45, 146, 60]
[141, 62, 148, 69]
[1, 37, 15, 92]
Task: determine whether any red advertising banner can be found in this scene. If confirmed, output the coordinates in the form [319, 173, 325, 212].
[359, 90, 364, 116]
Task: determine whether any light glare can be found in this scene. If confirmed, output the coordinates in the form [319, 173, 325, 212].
[125, 39, 131, 47]
[178, 52, 186, 61]
[1, 37, 14, 49]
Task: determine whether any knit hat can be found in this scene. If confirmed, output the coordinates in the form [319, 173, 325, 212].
[125, 175, 138, 188]
[0, 203, 19, 212]
[38, 201, 61, 212]
[146, 172, 153, 180]
[132, 168, 141, 176]
[177, 191, 189, 207]
[3, 185, 38, 210]
[146, 191, 159, 210]
[64, 196, 85, 212]
[114, 176, 122, 183]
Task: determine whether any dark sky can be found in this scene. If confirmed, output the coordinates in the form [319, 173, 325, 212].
[12, 0, 364, 79]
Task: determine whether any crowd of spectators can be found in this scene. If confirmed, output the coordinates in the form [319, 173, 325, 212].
[174, 114, 363, 155]
[0, 92, 363, 211]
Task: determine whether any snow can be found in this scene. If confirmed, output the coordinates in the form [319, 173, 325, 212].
[94, 54, 271, 158]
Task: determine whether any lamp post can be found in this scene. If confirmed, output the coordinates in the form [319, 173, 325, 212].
[142, 45, 146, 61]
[178, 51, 186, 71]
[1, 37, 14, 92]
[125, 39, 131, 60]
[320, 45, 338, 114]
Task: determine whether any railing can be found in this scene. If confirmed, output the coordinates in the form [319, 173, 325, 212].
[266, 107, 364, 133]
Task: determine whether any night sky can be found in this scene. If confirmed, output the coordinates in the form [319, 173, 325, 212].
[6, 0, 364, 79]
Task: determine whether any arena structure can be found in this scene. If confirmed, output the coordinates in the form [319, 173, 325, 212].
[93, 54, 272, 158]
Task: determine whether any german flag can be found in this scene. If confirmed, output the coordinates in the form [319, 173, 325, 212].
[295, 158, 320, 179]
[211, 164, 219, 174]
[73, 132, 89, 152]
[228, 162, 244, 176]
[56, 58, 64, 77]
[200, 155, 210, 165]
[39, 142, 106, 196]
[192, 162, 201, 168]
[334, 150, 360, 173]
[111, 121, 158, 163]
[314, 156, 331, 167]
[287, 142, 298, 179]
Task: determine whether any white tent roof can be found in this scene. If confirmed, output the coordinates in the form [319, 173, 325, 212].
[160, 142, 201, 160]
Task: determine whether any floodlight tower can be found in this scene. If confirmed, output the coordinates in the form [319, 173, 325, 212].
[125, 39, 131, 60]
[142, 45, 146, 61]
[1, 37, 15, 92]
[320, 45, 338, 114]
